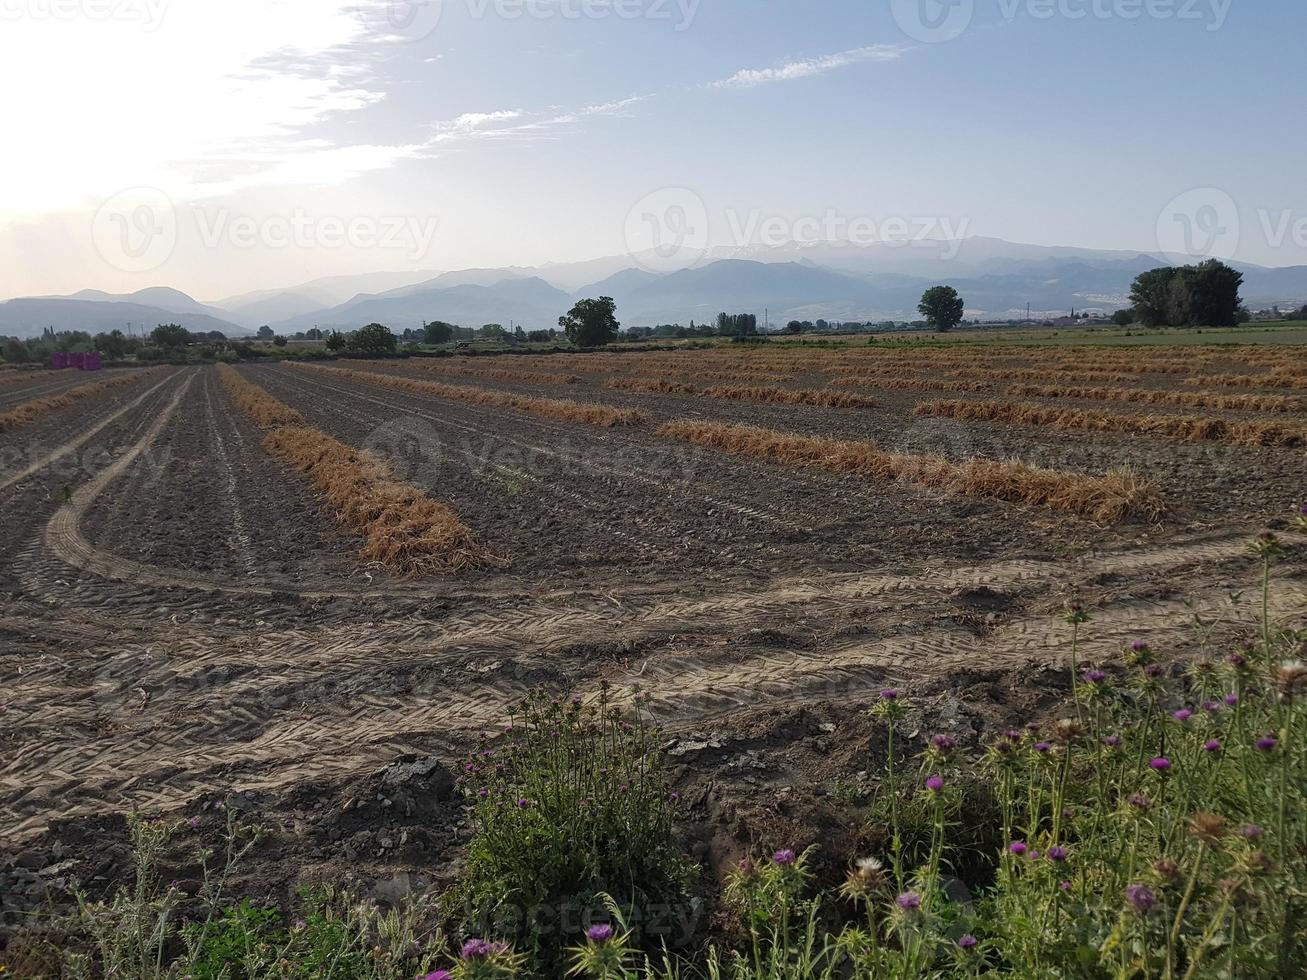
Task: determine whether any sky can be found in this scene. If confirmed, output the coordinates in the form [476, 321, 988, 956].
[1, 0, 1304, 301]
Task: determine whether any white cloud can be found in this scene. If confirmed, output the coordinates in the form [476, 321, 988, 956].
[712, 44, 907, 90]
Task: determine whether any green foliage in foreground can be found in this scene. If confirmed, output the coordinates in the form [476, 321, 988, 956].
[8, 521, 1307, 979]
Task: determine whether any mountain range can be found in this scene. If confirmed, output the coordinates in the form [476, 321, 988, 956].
[4, 238, 1307, 340]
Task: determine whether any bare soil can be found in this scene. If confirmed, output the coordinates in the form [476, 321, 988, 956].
[2, 356, 1305, 942]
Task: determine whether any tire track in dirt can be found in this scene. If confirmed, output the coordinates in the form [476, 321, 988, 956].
[201, 370, 258, 576]
[0, 372, 179, 493]
[2, 557, 1301, 840]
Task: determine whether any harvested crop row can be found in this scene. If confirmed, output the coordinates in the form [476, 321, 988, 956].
[382, 360, 582, 385]
[296, 363, 646, 427]
[218, 366, 498, 576]
[217, 364, 305, 427]
[0, 368, 154, 432]
[1184, 373, 1307, 390]
[0, 369, 63, 388]
[831, 377, 992, 393]
[631, 368, 799, 384]
[915, 399, 1307, 447]
[949, 367, 1141, 385]
[603, 377, 878, 408]
[1006, 383, 1305, 414]
[656, 419, 1164, 524]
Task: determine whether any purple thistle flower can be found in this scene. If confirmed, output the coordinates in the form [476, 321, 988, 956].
[1125, 884, 1157, 914]
[1203, 700, 1222, 713]
[516, 797, 531, 808]
[930, 734, 956, 753]
[1033, 741, 1052, 753]
[586, 924, 614, 942]
[1203, 739, 1222, 753]
[477, 787, 489, 798]
[188, 816, 202, 830]
[1224, 693, 1240, 706]
[1047, 846, 1068, 863]
[1128, 792, 1151, 811]
[957, 934, 978, 951]
[1150, 757, 1172, 771]
[1256, 736, 1278, 752]
[1083, 669, 1107, 684]
[1242, 824, 1264, 839]
[1059, 880, 1072, 891]
[773, 849, 797, 865]
[461, 939, 493, 959]
[880, 689, 899, 701]
[925, 775, 945, 792]
[424, 972, 452, 980]
[1102, 735, 1122, 748]
[1227, 653, 1247, 669]
[669, 791, 680, 802]
[1008, 841, 1028, 856]
[1005, 729, 1022, 742]
[1172, 708, 1193, 722]
[1130, 640, 1150, 653]
[1144, 664, 1164, 679]
[896, 891, 922, 911]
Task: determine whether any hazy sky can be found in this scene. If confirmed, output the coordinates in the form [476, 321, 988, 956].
[1, 0, 1304, 301]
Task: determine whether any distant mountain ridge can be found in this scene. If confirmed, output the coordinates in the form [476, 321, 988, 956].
[5, 238, 1307, 339]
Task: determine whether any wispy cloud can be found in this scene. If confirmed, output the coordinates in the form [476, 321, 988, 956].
[712, 44, 907, 90]
[424, 96, 650, 146]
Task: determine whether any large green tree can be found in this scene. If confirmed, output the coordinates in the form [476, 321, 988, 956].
[346, 323, 397, 355]
[150, 323, 190, 350]
[1130, 260, 1243, 327]
[558, 296, 620, 347]
[423, 321, 455, 344]
[918, 286, 965, 332]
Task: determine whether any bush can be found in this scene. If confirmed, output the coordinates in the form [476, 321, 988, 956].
[455, 686, 694, 960]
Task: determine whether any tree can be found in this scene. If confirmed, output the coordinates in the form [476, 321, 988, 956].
[3, 338, 30, 363]
[1111, 309, 1134, 327]
[478, 323, 506, 340]
[305, 327, 324, 341]
[256, 325, 275, 341]
[785, 320, 803, 334]
[918, 286, 965, 332]
[150, 323, 190, 350]
[273, 336, 288, 347]
[526, 329, 555, 343]
[1129, 260, 1243, 327]
[559, 297, 620, 347]
[346, 323, 397, 355]
[325, 330, 346, 352]
[423, 321, 455, 344]
[94, 329, 131, 358]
